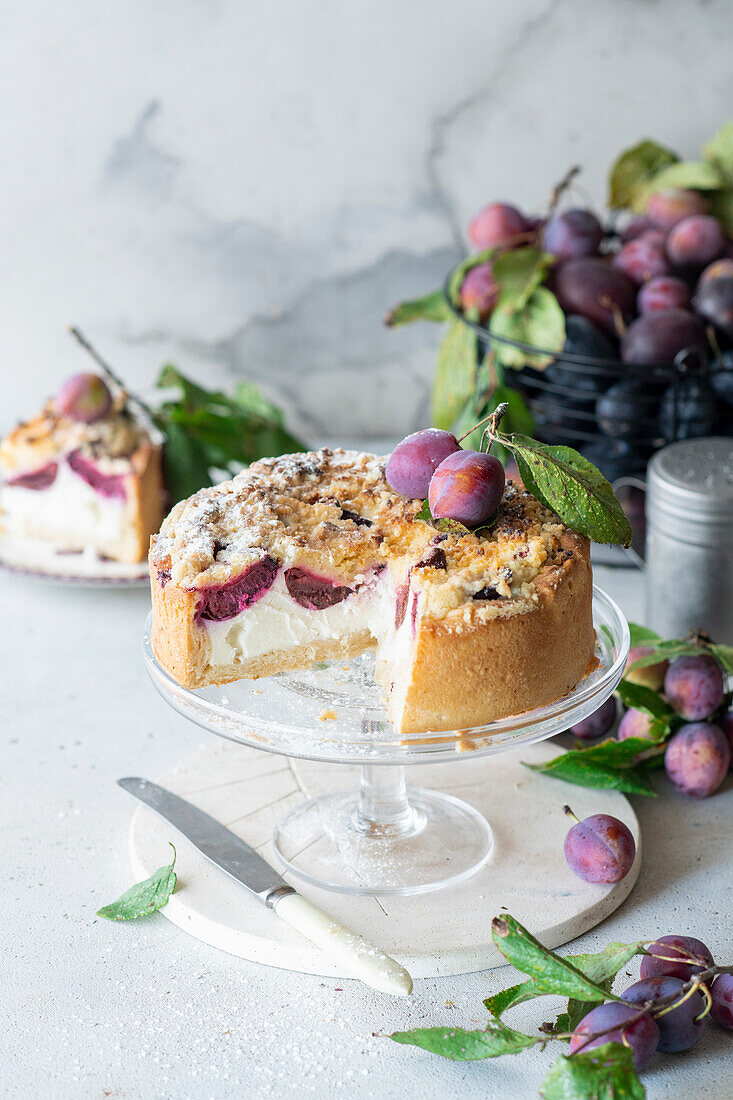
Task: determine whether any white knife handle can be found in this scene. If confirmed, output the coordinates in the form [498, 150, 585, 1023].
[273, 892, 412, 997]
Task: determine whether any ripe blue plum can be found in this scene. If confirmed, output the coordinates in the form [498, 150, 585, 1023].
[617, 707, 654, 741]
[554, 258, 636, 334]
[698, 258, 733, 286]
[659, 377, 718, 441]
[543, 209, 603, 262]
[544, 316, 618, 406]
[386, 430, 461, 499]
[564, 812, 636, 884]
[693, 275, 733, 340]
[459, 262, 498, 320]
[666, 215, 725, 269]
[428, 450, 505, 526]
[613, 235, 670, 286]
[580, 439, 650, 481]
[569, 1003, 659, 1071]
[640, 935, 714, 981]
[56, 373, 112, 423]
[637, 275, 691, 315]
[570, 696, 617, 742]
[711, 974, 733, 1029]
[646, 188, 711, 229]
[720, 708, 733, 766]
[468, 203, 529, 251]
[623, 976, 707, 1052]
[624, 646, 669, 690]
[596, 378, 656, 440]
[664, 722, 730, 798]
[663, 654, 725, 719]
[621, 309, 709, 366]
[621, 215, 656, 242]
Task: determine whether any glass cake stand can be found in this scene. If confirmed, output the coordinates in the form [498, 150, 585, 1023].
[143, 587, 628, 896]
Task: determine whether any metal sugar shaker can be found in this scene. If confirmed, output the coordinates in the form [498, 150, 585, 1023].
[645, 437, 733, 642]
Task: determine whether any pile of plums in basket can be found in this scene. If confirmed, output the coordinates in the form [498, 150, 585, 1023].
[464, 193, 733, 479]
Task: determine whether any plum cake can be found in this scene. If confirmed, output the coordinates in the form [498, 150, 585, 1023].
[0, 387, 165, 563]
[149, 448, 594, 735]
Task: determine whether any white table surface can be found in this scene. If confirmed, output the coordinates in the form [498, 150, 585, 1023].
[4, 561, 732, 1099]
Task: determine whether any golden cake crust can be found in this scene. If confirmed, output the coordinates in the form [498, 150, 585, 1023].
[149, 449, 595, 731]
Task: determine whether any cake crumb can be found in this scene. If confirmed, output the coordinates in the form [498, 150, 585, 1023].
[319, 709, 337, 721]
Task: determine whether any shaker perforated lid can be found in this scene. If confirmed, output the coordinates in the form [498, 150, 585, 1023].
[648, 437, 733, 522]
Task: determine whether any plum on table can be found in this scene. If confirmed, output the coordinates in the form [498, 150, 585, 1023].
[624, 645, 669, 690]
[569, 696, 616, 742]
[617, 707, 654, 741]
[563, 810, 636, 884]
[640, 934, 714, 981]
[664, 722, 730, 798]
[663, 654, 725, 719]
[623, 976, 707, 1052]
[569, 1002, 659, 1070]
[711, 973, 733, 1029]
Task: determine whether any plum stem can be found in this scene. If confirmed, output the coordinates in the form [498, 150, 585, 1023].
[68, 326, 155, 419]
[562, 804, 580, 824]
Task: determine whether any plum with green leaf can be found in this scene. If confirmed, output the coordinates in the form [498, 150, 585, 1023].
[663, 654, 725, 719]
[428, 450, 505, 526]
[624, 645, 669, 690]
[617, 707, 654, 741]
[569, 1003, 658, 1070]
[459, 262, 499, 320]
[640, 934, 714, 981]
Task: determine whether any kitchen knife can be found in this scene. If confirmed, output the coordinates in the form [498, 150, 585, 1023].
[118, 777, 412, 997]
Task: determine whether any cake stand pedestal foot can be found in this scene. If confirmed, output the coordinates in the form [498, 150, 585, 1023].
[273, 763, 493, 896]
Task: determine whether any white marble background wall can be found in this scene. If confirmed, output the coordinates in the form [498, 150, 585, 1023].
[1, 0, 731, 443]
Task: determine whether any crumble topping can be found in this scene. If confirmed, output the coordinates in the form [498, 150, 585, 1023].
[151, 448, 577, 624]
[0, 394, 146, 474]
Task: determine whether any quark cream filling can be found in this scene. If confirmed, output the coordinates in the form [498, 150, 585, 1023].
[1, 457, 127, 546]
[204, 567, 396, 669]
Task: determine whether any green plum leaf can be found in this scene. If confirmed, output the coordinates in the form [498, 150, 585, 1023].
[628, 623, 663, 648]
[608, 139, 679, 211]
[499, 435, 633, 546]
[703, 121, 733, 185]
[384, 289, 452, 327]
[97, 845, 177, 921]
[491, 915, 618, 1001]
[540, 1042, 646, 1100]
[492, 247, 554, 311]
[489, 286, 566, 369]
[390, 1021, 540, 1061]
[431, 321, 478, 430]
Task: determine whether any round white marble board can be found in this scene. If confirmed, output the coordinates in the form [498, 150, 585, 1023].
[128, 738, 641, 980]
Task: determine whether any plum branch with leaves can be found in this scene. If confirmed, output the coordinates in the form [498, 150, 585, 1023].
[390, 913, 733, 1099]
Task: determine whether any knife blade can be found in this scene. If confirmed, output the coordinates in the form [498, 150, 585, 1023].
[118, 777, 413, 997]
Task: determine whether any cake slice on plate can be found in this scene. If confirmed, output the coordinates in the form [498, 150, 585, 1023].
[0, 373, 165, 563]
[149, 448, 594, 734]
